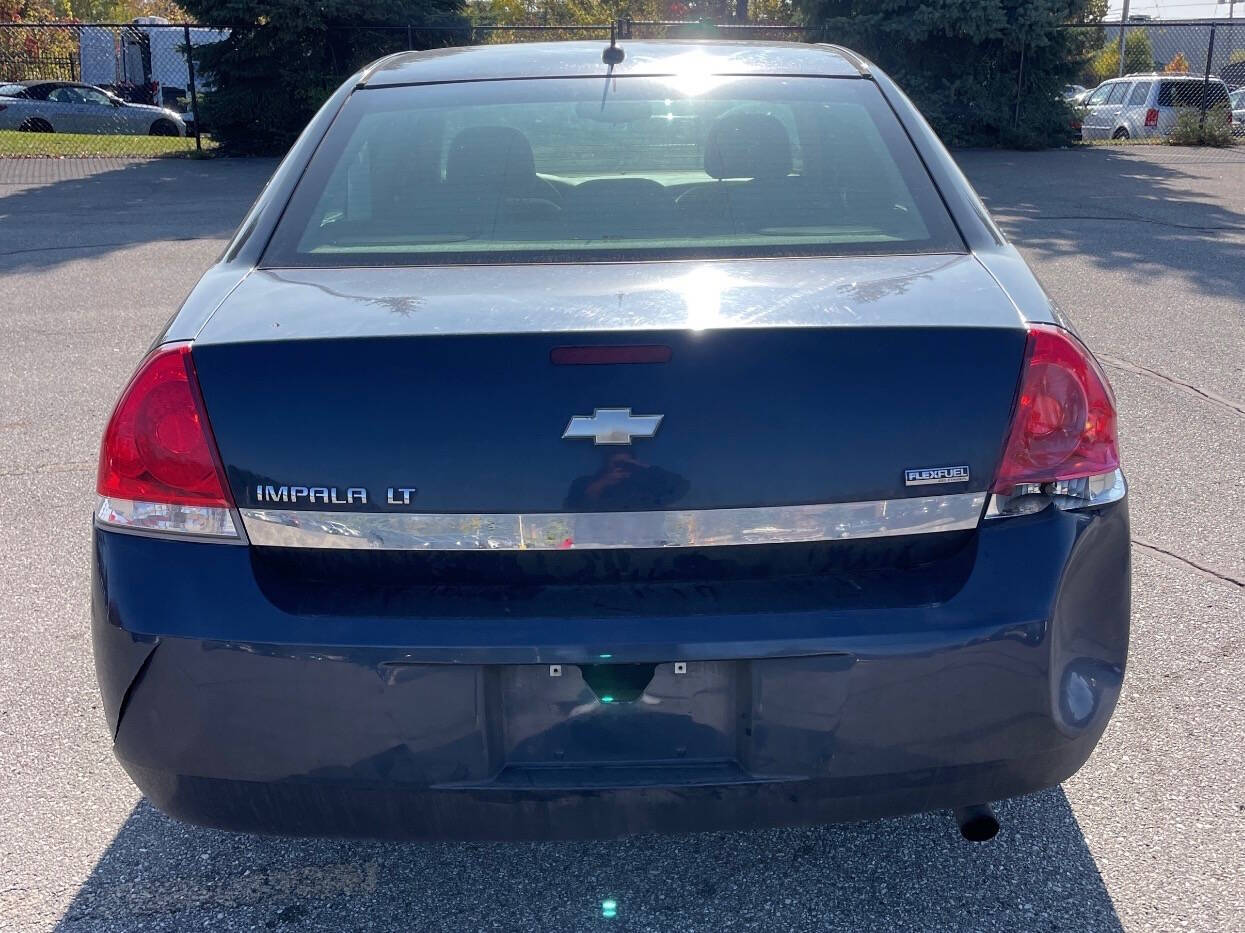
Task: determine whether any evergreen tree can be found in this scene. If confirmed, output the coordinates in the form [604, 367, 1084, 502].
[790, 0, 1110, 147]
[179, 0, 465, 154]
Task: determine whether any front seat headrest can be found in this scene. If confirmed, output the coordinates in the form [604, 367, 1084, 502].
[703, 112, 793, 180]
[445, 126, 538, 188]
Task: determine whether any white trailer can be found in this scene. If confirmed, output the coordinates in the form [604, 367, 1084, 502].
[78, 26, 120, 88]
[78, 18, 226, 109]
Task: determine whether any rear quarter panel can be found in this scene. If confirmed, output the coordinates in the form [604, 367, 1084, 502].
[0, 99, 47, 130]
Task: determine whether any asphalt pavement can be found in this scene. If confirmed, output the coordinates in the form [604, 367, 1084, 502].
[0, 147, 1242, 932]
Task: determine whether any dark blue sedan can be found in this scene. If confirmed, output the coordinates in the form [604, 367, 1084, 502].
[92, 40, 1129, 842]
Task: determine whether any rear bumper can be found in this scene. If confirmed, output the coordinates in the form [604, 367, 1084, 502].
[92, 498, 1130, 840]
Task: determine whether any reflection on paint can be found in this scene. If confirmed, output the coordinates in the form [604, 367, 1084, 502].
[671, 265, 738, 330]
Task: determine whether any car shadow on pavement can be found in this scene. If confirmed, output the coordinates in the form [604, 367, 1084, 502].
[958, 146, 1245, 305]
[0, 158, 275, 274]
[55, 785, 1122, 932]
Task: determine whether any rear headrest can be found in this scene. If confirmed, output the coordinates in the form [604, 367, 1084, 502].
[704, 112, 793, 180]
[446, 126, 537, 186]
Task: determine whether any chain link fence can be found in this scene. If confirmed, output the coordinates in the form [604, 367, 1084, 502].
[1061, 18, 1244, 149]
[1, 18, 1242, 158]
[0, 22, 224, 156]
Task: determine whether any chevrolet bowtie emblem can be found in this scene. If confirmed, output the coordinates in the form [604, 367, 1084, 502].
[562, 408, 664, 445]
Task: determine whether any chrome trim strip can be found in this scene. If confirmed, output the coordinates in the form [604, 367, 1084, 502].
[239, 492, 986, 551]
[96, 496, 241, 541]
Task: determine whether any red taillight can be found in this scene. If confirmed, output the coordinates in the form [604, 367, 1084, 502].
[991, 325, 1119, 494]
[97, 343, 232, 507]
[1144, 108, 1158, 127]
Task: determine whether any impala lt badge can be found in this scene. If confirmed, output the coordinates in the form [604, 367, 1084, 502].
[904, 465, 971, 486]
[563, 408, 664, 445]
[253, 486, 419, 506]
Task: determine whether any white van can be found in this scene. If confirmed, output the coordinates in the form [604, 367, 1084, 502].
[1080, 73, 1233, 140]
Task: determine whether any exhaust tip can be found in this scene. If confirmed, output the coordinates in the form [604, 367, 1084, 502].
[953, 804, 999, 842]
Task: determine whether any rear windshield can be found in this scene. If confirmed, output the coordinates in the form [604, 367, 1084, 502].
[264, 76, 963, 266]
[1157, 81, 1230, 108]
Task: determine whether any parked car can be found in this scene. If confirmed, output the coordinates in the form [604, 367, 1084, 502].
[1070, 85, 1096, 107]
[1232, 88, 1245, 137]
[1080, 73, 1233, 140]
[92, 40, 1129, 843]
[0, 80, 185, 136]
[1064, 83, 1087, 100]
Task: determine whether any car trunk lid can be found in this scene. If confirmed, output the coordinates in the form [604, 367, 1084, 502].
[191, 255, 1026, 517]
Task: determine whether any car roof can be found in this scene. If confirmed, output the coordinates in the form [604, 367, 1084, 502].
[16, 80, 101, 90]
[1106, 73, 1226, 82]
[362, 40, 864, 87]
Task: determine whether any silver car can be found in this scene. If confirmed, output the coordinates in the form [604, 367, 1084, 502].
[0, 80, 186, 136]
[1080, 73, 1233, 140]
[1232, 88, 1245, 137]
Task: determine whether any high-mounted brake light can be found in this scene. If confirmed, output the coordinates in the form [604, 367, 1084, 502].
[991, 324, 1119, 495]
[96, 343, 238, 538]
[551, 345, 672, 365]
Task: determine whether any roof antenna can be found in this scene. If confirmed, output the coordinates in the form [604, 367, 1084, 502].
[602, 22, 625, 66]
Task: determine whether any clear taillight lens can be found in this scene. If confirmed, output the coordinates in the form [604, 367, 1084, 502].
[991, 325, 1120, 495]
[96, 343, 238, 538]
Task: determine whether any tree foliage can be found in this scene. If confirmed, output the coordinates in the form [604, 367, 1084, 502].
[468, 0, 738, 25]
[2, 0, 188, 20]
[1, 1, 79, 76]
[790, 0, 1109, 147]
[1082, 29, 1153, 86]
[1163, 51, 1189, 74]
[747, 0, 799, 24]
[180, 0, 465, 154]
